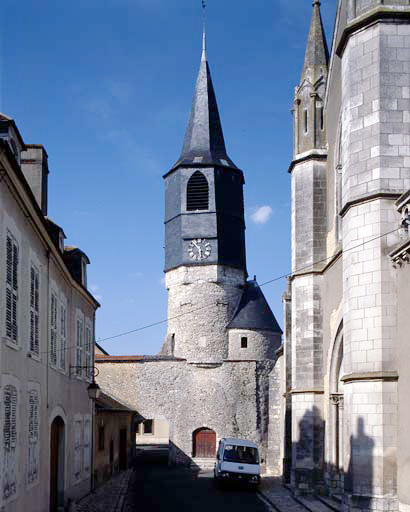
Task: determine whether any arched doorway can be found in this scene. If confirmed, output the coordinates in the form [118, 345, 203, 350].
[193, 428, 216, 458]
[329, 325, 344, 493]
[50, 416, 65, 512]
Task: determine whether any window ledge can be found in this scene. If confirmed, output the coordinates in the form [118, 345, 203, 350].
[27, 352, 41, 362]
[3, 338, 20, 351]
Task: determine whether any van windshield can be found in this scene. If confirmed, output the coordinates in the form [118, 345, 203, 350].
[223, 445, 259, 464]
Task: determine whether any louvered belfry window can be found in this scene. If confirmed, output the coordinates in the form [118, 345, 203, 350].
[50, 293, 58, 366]
[30, 265, 40, 355]
[187, 171, 209, 211]
[27, 389, 39, 485]
[6, 232, 18, 343]
[3, 384, 17, 500]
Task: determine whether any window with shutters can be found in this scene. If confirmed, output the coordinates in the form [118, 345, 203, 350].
[30, 265, 40, 355]
[50, 292, 58, 367]
[83, 418, 91, 474]
[76, 317, 83, 377]
[74, 419, 82, 480]
[5, 231, 19, 344]
[60, 303, 67, 370]
[187, 171, 209, 211]
[3, 384, 17, 500]
[85, 323, 92, 380]
[27, 389, 40, 485]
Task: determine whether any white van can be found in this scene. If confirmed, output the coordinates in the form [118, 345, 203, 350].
[213, 438, 261, 486]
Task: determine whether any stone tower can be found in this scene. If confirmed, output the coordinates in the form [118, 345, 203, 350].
[163, 32, 247, 364]
[288, 0, 329, 492]
[96, 28, 283, 471]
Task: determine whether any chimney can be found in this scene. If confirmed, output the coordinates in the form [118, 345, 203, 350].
[20, 144, 49, 216]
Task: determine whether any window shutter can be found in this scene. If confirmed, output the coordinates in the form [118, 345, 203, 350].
[6, 234, 18, 343]
[6, 235, 12, 285]
[3, 384, 18, 500]
[12, 243, 18, 292]
[28, 389, 39, 485]
[50, 294, 58, 366]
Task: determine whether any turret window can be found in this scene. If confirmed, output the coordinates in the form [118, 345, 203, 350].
[187, 171, 209, 211]
[241, 337, 248, 349]
[319, 107, 324, 131]
[304, 109, 308, 134]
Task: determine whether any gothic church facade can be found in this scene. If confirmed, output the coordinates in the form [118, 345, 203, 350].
[286, 1, 410, 511]
[96, 34, 283, 472]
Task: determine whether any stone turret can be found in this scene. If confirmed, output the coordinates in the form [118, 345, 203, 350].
[287, 0, 329, 493]
[293, 0, 328, 157]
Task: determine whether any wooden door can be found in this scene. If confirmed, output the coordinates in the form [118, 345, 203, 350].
[194, 428, 216, 458]
[119, 428, 127, 470]
[50, 417, 64, 512]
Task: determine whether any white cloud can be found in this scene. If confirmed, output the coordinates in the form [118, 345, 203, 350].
[250, 205, 273, 225]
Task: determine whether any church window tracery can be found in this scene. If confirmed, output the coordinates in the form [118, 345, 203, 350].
[187, 171, 209, 211]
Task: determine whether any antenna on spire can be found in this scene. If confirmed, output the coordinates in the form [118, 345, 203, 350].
[201, 0, 207, 60]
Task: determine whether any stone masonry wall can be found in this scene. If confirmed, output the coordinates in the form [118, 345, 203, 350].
[95, 358, 276, 468]
[228, 329, 281, 361]
[340, 17, 409, 510]
[165, 265, 244, 363]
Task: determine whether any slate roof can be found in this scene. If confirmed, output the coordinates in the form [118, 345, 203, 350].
[301, 1, 329, 83]
[228, 279, 282, 333]
[170, 31, 238, 172]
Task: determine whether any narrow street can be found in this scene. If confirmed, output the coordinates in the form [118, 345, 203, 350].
[122, 448, 269, 512]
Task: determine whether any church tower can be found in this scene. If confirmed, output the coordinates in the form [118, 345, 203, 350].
[288, 0, 329, 492]
[163, 32, 247, 364]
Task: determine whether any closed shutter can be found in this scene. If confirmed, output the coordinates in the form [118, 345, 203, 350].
[28, 389, 40, 484]
[50, 293, 58, 366]
[3, 384, 18, 500]
[30, 266, 40, 354]
[60, 304, 66, 370]
[83, 419, 91, 473]
[6, 234, 18, 343]
[76, 319, 83, 376]
[74, 420, 82, 479]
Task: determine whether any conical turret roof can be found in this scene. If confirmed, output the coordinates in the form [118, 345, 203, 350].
[228, 279, 282, 333]
[301, 1, 329, 84]
[171, 31, 237, 171]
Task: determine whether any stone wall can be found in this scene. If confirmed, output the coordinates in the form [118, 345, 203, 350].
[228, 329, 281, 361]
[165, 265, 244, 363]
[95, 358, 277, 468]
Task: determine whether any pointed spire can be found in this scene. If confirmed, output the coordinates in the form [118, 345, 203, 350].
[171, 30, 237, 171]
[301, 0, 329, 84]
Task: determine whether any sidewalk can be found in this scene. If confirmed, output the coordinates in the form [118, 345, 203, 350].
[75, 469, 133, 512]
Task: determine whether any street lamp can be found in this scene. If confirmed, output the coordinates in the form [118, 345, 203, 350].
[87, 378, 101, 401]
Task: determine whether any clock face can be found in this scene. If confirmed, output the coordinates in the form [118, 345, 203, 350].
[188, 239, 212, 261]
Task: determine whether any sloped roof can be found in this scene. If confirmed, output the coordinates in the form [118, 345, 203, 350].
[169, 31, 238, 173]
[228, 279, 282, 333]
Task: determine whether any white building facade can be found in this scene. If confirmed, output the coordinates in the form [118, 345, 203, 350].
[0, 116, 99, 511]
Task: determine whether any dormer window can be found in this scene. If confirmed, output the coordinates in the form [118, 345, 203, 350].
[81, 258, 87, 288]
[187, 171, 209, 211]
[58, 233, 64, 253]
[10, 139, 19, 163]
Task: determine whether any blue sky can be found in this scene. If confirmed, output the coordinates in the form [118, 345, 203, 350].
[1, 0, 337, 355]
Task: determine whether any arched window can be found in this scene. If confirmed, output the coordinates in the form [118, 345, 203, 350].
[187, 171, 209, 211]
